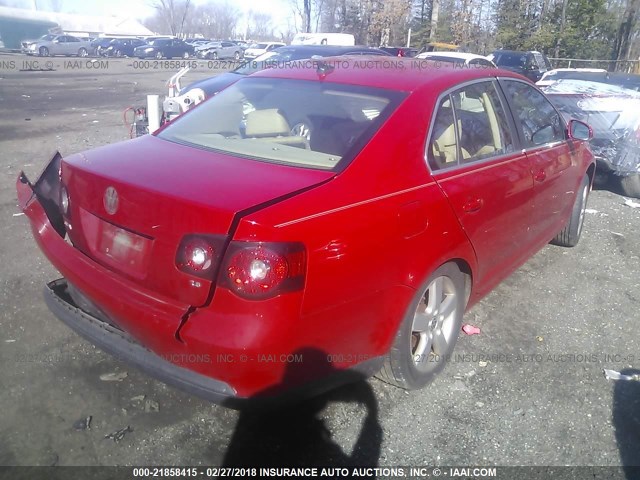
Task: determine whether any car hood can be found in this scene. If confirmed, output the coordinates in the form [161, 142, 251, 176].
[180, 72, 243, 96]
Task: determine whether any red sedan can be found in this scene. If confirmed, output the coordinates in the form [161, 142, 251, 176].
[16, 58, 595, 406]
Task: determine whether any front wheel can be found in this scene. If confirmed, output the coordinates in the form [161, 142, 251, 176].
[78, 47, 88, 57]
[39, 46, 49, 57]
[234, 51, 241, 60]
[552, 174, 590, 247]
[155, 51, 163, 59]
[182, 51, 190, 59]
[378, 262, 466, 390]
[619, 173, 640, 199]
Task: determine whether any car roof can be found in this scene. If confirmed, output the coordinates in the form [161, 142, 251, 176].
[272, 45, 391, 56]
[492, 49, 542, 54]
[417, 52, 489, 60]
[249, 56, 524, 92]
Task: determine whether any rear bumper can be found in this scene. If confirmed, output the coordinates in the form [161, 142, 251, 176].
[45, 278, 240, 404]
[44, 278, 383, 408]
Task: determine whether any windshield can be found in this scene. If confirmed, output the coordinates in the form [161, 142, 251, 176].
[40, 35, 56, 41]
[158, 77, 404, 170]
[249, 43, 268, 49]
[494, 53, 527, 68]
[150, 39, 169, 46]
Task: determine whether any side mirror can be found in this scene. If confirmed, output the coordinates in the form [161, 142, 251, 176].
[567, 119, 593, 141]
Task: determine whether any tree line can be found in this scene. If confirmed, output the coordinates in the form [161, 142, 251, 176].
[145, 0, 639, 64]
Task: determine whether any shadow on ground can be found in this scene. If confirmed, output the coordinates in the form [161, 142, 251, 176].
[221, 348, 382, 467]
[613, 368, 640, 479]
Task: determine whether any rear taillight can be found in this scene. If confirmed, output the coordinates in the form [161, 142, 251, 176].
[221, 242, 305, 299]
[175, 234, 225, 279]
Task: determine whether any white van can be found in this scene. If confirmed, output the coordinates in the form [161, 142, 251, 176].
[291, 33, 355, 46]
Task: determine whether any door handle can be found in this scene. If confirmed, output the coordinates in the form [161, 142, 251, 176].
[533, 169, 547, 182]
[462, 197, 483, 213]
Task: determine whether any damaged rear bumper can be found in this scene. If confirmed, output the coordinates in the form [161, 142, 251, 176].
[45, 278, 239, 404]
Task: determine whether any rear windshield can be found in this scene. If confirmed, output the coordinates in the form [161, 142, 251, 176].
[158, 77, 405, 171]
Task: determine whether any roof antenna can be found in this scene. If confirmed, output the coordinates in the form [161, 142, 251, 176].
[316, 60, 335, 79]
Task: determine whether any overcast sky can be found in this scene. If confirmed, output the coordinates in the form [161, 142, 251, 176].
[12, 0, 293, 25]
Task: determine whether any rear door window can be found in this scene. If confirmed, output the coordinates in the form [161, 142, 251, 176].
[428, 80, 515, 170]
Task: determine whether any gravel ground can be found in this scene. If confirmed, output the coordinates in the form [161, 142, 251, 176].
[0, 55, 638, 475]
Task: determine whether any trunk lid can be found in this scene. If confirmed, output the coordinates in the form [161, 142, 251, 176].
[62, 135, 333, 306]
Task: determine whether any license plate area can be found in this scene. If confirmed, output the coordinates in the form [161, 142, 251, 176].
[79, 207, 153, 279]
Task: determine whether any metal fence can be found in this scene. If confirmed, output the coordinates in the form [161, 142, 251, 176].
[549, 57, 640, 74]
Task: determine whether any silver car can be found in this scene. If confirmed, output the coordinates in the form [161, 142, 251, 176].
[196, 41, 243, 60]
[25, 34, 92, 57]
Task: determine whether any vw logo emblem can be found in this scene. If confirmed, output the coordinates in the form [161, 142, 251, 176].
[103, 186, 119, 215]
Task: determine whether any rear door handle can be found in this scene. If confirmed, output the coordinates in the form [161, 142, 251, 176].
[462, 197, 483, 213]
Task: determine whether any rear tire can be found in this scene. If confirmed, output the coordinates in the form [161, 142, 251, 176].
[552, 174, 590, 247]
[378, 262, 466, 390]
[619, 173, 640, 199]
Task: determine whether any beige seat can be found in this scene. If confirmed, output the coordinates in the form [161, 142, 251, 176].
[431, 120, 469, 168]
[245, 109, 309, 149]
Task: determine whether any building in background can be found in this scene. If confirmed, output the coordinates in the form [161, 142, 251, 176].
[0, 6, 152, 49]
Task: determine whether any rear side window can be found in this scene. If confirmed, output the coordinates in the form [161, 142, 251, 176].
[428, 81, 514, 170]
[502, 80, 565, 147]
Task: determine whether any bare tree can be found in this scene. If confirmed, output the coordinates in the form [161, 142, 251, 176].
[150, 0, 192, 37]
[247, 11, 275, 40]
[48, 0, 63, 12]
[612, 0, 640, 64]
[370, 0, 412, 45]
[183, 2, 239, 39]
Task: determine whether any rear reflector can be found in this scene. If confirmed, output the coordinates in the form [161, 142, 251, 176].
[176, 234, 226, 280]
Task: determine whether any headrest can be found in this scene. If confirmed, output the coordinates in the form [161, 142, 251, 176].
[245, 109, 290, 137]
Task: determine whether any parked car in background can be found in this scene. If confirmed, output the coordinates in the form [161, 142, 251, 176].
[17, 60, 595, 406]
[134, 38, 193, 59]
[180, 45, 392, 98]
[488, 50, 552, 82]
[416, 51, 496, 68]
[196, 41, 244, 60]
[243, 41, 286, 59]
[231, 40, 249, 50]
[291, 33, 355, 46]
[540, 79, 640, 198]
[23, 34, 92, 57]
[380, 46, 418, 57]
[103, 38, 147, 58]
[537, 68, 640, 92]
[537, 68, 608, 86]
[91, 37, 118, 56]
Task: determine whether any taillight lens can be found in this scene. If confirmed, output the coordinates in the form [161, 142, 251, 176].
[221, 242, 305, 299]
[60, 185, 69, 215]
[175, 234, 225, 279]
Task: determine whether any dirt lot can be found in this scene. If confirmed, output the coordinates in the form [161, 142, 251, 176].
[0, 54, 639, 474]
